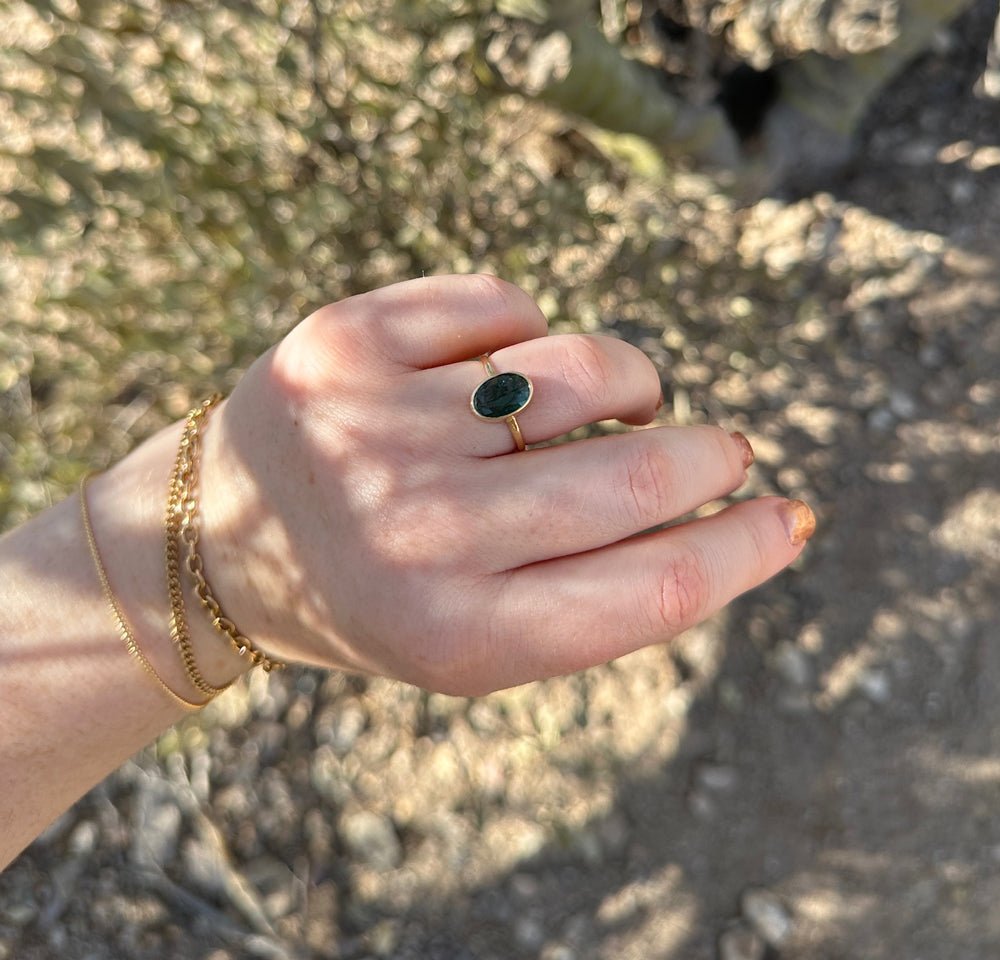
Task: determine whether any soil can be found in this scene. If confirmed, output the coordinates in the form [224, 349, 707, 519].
[2, 1, 999, 958]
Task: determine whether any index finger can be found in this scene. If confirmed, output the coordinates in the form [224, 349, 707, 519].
[306, 274, 549, 369]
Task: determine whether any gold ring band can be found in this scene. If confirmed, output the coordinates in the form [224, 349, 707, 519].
[470, 354, 533, 452]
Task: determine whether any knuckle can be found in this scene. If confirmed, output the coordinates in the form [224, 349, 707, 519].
[740, 513, 770, 572]
[560, 336, 614, 406]
[467, 273, 533, 318]
[619, 443, 676, 528]
[651, 545, 712, 637]
[272, 299, 362, 388]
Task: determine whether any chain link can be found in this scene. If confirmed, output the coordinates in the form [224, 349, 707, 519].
[165, 395, 234, 697]
[169, 395, 285, 676]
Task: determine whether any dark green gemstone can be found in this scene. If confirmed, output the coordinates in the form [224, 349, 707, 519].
[472, 372, 532, 419]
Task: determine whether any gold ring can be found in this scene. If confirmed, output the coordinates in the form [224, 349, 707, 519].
[470, 354, 533, 452]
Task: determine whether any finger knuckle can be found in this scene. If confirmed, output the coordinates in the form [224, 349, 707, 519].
[467, 273, 534, 319]
[740, 513, 770, 571]
[560, 336, 614, 406]
[651, 545, 712, 637]
[272, 300, 364, 388]
[619, 443, 676, 528]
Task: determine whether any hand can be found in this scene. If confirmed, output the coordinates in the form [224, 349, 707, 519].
[198, 274, 814, 695]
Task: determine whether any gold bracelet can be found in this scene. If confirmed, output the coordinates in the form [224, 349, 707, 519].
[168, 396, 285, 679]
[79, 475, 206, 711]
[165, 396, 234, 698]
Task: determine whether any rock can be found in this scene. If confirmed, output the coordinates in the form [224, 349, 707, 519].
[68, 820, 99, 857]
[543, 946, 576, 960]
[339, 811, 402, 870]
[131, 791, 181, 868]
[772, 642, 812, 688]
[687, 789, 717, 821]
[311, 745, 349, 805]
[367, 918, 400, 957]
[718, 925, 766, 960]
[316, 702, 366, 755]
[696, 763, 739, 792]
[510, 873, 540, 900]
[514, 915, 545, 950]
[2, 902, 36, 927]
[857, 668, 891, 704]
[741, 887, 793, 946]
[244, 936, 294, 960]
[888, 390, 917, 420]
[867, 407, 895, 433]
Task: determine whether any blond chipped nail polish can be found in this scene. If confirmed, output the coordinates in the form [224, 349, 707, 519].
[782, 499, 816, 546]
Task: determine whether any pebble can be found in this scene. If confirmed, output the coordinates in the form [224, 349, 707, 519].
[244, 936, 294, 960]
[514, 915, 545, 950]
[311, 745, 349, 805]
[338, 811, 402, 870]
[2, 903, 36, 927]
[510, 873, 540, 900]
[316, 703, 367, 755]
[68, 820, 99, 857]
[542, 946, 576, 960]
[367, 918, 400, 957]
[919, 344, 944, 368]
[772, 642, 812, 688]
[867, 407, 895, 433]
[687, 789, 716, 820]
[857, 668, 892, 704]
[697, 764, 738, 792]
[888, 390, 917, 420]
[131, 793, 182, 868]
[741, 887, 793, 946]
[182, 836, 227, 895]
[718, 925, 765, 960]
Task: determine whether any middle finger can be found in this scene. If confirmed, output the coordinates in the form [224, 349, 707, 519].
[471, 425, 753, 571]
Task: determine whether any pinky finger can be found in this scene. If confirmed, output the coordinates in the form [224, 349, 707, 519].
[494, 496, 816, 687]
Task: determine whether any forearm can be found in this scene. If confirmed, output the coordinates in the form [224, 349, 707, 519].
[0, 417, 249, 870]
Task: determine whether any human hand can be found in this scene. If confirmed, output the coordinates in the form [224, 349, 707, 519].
[198, 274, 814, 695]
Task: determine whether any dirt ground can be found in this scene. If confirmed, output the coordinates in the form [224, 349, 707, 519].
[2, 1, 1000, 958]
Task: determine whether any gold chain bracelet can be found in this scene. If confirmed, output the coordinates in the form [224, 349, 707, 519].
[165, 396, 234, 698]
[80, 475, 206, 711]
[168, 395, 285, 679]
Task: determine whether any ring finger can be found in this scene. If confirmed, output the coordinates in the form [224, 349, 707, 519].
[408, 333, 664, 456]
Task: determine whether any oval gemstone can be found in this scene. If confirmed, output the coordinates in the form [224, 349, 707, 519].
[472, 372, 532, 419]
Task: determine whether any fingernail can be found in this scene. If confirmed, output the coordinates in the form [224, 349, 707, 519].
[782, 499, 816, 546]
[730, 431, 755, 469]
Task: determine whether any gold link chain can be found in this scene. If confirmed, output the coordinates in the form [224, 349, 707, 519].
[165, 395, 234, 698]
[169, 395, 285, 676]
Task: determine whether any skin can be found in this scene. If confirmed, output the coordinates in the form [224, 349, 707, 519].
[0, 274, 814, 869]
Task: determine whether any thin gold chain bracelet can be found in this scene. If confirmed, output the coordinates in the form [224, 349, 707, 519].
[169, 395, 285, 677]
[79, 475, 206, 711]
